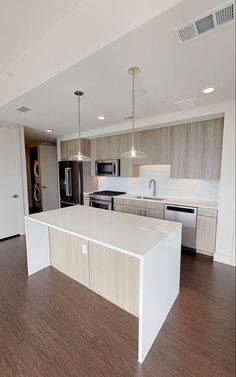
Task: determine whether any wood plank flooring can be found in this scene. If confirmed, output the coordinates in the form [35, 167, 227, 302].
[0, 236, 235, 376]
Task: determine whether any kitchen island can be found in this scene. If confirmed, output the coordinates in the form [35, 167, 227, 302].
[25, 205, 181, 363]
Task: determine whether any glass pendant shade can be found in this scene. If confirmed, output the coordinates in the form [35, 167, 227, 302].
[121, 146, 147, 159]
[121, 66, 147, 160]
[69, 90, 91, 162]
[69, 151, 91, 162]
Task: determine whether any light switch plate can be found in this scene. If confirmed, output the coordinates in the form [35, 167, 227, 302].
[82, 244, 88, 255]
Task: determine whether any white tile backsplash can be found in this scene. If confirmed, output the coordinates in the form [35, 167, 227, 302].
[98, 165, 219, 201]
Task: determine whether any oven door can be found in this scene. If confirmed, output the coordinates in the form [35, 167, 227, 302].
[95, 160, 120, 176]
[89, 198, 112, 210]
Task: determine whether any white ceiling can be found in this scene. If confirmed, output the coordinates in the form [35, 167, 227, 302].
[0, 0, 80, 72]
[0, 0, 235, 141]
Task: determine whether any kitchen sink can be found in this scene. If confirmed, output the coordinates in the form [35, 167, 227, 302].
[135, 196, 166, 201]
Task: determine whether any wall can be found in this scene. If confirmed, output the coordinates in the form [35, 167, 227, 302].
[214, 102, 235, 266]
[98, 165, 219, 201]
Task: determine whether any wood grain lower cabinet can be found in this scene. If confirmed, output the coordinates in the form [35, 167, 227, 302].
[114, 202, 164, 219]
[49, 227, 139, 317]
[89, 242, 139, 317]
[196, 215, 217, 256]
[49, 228, 90, 288]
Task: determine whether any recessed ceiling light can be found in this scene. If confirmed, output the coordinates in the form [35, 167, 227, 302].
[97, 115, 106, 120]
[45, 129, 53, 133]
[202, 87, 215, 94]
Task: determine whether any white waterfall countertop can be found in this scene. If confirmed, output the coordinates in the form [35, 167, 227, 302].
[26, 204, 181, 258]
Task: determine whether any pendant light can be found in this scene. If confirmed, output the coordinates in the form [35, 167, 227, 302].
[121, 66, 147, 159]
[69, 91, 91, 162]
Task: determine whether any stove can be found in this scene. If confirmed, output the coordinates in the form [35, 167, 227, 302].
[89, 190, 126, 210]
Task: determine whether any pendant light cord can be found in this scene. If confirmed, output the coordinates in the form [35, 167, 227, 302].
[131, 72, 135, 149]
[77, 94, 81, 153]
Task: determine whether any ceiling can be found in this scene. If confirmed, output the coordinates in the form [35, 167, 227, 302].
[0, 0, 80, 73]
[0, 0, 235, 141]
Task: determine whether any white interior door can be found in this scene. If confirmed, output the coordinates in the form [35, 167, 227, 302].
[0, 127, 21, 239]
[39, 144, 59, 211]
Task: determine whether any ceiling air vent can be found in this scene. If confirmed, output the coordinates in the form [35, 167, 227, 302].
[176, 1, 235, 43]
[15, 106, 30, 113]
[215, 3, 234, 26]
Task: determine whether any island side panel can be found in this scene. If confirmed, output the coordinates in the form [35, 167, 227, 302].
[25, 218, 50, 276]
[138, 225, 182, 363]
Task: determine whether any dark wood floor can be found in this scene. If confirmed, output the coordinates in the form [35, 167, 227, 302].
[0, 236, 235, 377]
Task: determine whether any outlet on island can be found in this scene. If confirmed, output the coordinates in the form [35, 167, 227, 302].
[81, 244, 88, 255]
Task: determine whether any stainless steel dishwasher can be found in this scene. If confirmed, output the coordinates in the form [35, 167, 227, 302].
[164, 204, 197, 250]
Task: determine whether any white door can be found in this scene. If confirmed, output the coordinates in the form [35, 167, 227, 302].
[0, 127, 21, 239]
[39, 144, 59, 211]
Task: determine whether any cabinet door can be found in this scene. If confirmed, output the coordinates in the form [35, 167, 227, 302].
[89, 242, 139, 316]
[144, 208, 164, 219]
[196, 215, 217, 255]
[49, 228, 90, 288]
[120, 133, 139, 177]
[170, 125, 187, 178]
[202, 119, 224, 180]
[137, 127, 171, 165]
[114, 203, 142, 215]
[185, 122, 204, 179]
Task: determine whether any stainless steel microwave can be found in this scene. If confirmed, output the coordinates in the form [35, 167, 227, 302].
[95, 159, 120, 176]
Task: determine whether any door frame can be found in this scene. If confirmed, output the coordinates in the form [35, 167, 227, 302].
[0, 122, 29, 235]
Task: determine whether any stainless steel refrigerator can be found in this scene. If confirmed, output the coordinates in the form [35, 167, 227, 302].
[59, 161, 83, 207]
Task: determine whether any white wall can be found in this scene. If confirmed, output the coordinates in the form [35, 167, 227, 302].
[214, 102, 235, 266]
[98, 165, 219, 201]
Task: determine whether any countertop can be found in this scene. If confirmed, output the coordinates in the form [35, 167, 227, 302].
[117, 194, 218, 209]
[25, 205, 181, 259]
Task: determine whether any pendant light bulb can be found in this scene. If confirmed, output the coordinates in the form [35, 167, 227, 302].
[69, 91, 91, 162]
[121, 66, 147, 160]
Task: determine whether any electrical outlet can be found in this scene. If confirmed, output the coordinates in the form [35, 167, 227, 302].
[81, 244, 88, 255]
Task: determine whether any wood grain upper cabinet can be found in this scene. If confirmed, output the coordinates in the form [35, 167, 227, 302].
[136, 127, 171, 165]
[170, 119, 223, 179]
[185, 122, 204, 179]
[60, 138, 90, 161]
[202, 119, 224, 180]
[170, 125, 187, 178]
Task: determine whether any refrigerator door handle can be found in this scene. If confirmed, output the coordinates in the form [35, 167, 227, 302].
[65, 168, 72, 196]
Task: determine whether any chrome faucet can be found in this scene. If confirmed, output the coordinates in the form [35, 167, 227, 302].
[149, 179, 156, 197]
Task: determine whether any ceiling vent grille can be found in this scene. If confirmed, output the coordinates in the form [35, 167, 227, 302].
[215, 3, 234, 26]
[176, 1, 235, 43]
[15, 106, 30, 113]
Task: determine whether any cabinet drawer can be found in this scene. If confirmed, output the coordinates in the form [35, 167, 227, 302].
[114, 197, 164, 211]
[198, 207, 217, 218]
